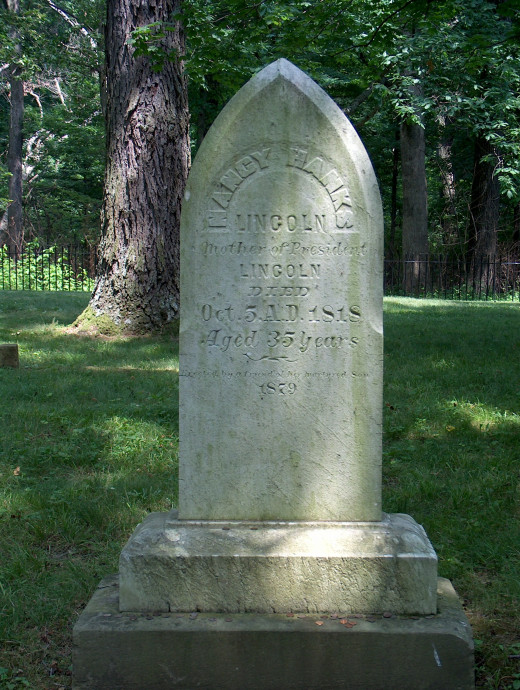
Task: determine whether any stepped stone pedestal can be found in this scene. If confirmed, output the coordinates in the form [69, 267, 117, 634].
[73, 59, 473, 689]
[118, 511, 437, 615]
[73, 575, 474, 690]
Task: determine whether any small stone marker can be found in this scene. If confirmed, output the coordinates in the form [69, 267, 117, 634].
[0, 344, 19, 368]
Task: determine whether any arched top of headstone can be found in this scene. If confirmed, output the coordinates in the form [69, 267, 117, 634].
[180, 58, 383, 522]
[187, 59, 382, 241]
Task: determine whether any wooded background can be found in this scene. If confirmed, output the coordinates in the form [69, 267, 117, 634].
[1, 0, 520, 316]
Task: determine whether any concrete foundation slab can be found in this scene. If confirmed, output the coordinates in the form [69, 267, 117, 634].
[73, 575, 473, 690]
[119, 510, 438, 614]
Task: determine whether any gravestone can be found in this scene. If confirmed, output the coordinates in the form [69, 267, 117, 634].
[73, 60, 474, 689]
[0, 344, 19, 368]
[117, 57, 436, 616]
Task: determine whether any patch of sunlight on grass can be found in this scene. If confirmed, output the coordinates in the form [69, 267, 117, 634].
[84, 362, 179, 373]
[445, 399, 520, 432]
[100, 416, 179, 473]
[431, 358, 456, 370]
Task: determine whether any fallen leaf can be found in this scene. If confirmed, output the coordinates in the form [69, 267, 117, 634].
[13, 466, 21, 476]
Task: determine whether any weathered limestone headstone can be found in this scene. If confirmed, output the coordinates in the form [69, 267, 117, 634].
[73, 60, 474, 689]
[0, 344, 19, 368]
[117, 57, 437, 616]
[179, 60, 382, 524]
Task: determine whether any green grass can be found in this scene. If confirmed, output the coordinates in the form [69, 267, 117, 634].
[0, 292, 519, 688]
[384, 297, 520, 689]
[0, 292, 179, 688]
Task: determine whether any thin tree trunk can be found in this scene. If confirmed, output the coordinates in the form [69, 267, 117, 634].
[513, 202, 520, 246]
[195, 75, 220, 148]
[437, 115, 458, 251]
[388, 128, 400, 259]
[82, 0, 190, 334]
[1, 0, 24, 251]
[401, 116, 428, 292]
[467, 136, 499, 291]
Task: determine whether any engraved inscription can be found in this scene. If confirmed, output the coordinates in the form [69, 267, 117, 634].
[239, 263, 320, 279]
[204, 145, 354, 233]
[200, 327, 360, 358]
[207, 148, 271, 228]
[259, 382, 297, 396]
[200, 303, 361, 325]
[286, 147, 353, 230]
[200, 240, 367, 258]
[194, 143, 364, 390]
[236, 213, 327, 233]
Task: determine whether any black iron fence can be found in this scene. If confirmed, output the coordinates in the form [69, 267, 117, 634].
[385, 254, 520, 300]
[0, 244, 97, 292]
[2, 245, 520, 300]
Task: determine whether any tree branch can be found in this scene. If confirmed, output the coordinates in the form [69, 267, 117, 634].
[45, 0, 97, 49]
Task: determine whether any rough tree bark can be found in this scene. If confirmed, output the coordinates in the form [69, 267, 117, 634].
[401, 116, 428, 292]
[1, 0, 24, 251]
[76, 0, 190, 334]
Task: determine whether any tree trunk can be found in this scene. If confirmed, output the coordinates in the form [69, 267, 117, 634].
[388, 128, 400, 259]
[467, 136, 500, 292]
[80, 0, 190, 334]
[437, 115, 458, 251]
[401, 117, 428, 292]
[513, 202, 520, 246]
[1, 0, 24, 251]
[195, 75, 220, 148]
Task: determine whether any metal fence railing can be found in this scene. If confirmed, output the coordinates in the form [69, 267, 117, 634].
[0, 244, 97, 292]
[2, 246, 520, 300]
[384, 254, 520, 301]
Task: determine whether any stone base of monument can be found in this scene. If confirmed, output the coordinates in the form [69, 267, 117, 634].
[118, 510, 438, 615]
[73, 575, 474, 690]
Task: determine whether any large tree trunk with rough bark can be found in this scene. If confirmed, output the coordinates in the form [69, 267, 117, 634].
[401, 117, 428, 292]
[1, 0, 24, 251]
[467, 136, 500, 291]
[77, 0, 190, 334]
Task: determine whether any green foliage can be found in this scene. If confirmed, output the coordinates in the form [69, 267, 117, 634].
[128, 20, 183, 73]
[0, 241, 94, 291]
[0, 0, 104, 246]
[2, 0, 520, 254]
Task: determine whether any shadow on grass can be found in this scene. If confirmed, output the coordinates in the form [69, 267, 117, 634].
[1, 292, 519, 687]
[383, 300, 520, 669]
[0, 292, 180, 684]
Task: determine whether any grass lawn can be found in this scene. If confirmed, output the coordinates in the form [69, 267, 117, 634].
[0, 291, 519, 688]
